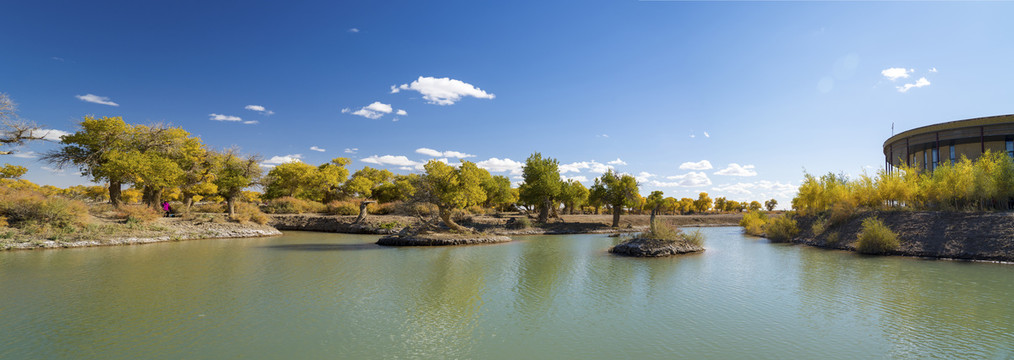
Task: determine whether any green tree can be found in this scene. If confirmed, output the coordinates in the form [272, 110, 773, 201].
[559, 179, 589, 214]
[374, 174, 419, 203]
[262, 161, 319, 200]
[645, 190, 665, 232]
[0, 164, 27, 179]
[212, 150, 262, 216]
[748, 200, 762, 211]
[518, 153, 563, 223]
[43, 116, 132, 205]
[713, 197, 727, 213]
[482, 174, 517, 211]
[764, 198, 778, 211]
[587, 178, 607, 214]
[343, 166, 393, 199]
[693, 192, 712, 213]
[317, 158, 351, 202]
[598, 170, 640, 227]
[419, 160, 487, 231]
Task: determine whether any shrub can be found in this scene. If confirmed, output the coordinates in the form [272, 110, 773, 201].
[264, 197, 326, 214]
[325, 201, 359, 216]
[829, 200, 857, 226]
[378, 221, 401, 230]
[682, 229, 705, 247]
[466, 205, 487, 215]
[116, 205, 161, 224]
[739, 211, 767, 236]
[192, 202, 225, 213]
[825, 231, 840, 246]
[451, 209, 472, 224]
[367, 202, 396, 215]
[764, 216, 799, 243]
[0, 188, 89, 228]
[509, 216, 532, 229]
[0, 216, 7, 228]
[856, 217, 899, 254]
[230, 202, 270, 225]
[811, 217, 828, 236]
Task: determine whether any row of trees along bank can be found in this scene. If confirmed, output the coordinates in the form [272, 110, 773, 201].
[3, 113, 774, 228]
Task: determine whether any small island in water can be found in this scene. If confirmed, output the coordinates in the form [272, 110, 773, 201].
[609, 220, 705, 257]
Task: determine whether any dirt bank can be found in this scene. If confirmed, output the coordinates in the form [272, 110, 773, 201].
[2, 217, 281, 251]
[792, 211, 1014, 262]
[269, 213, 745, 235]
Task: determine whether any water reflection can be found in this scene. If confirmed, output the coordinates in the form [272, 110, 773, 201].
[1, 229, 1012, 359]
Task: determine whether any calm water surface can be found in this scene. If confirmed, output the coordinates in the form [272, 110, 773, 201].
[1, 227, 1012, 359]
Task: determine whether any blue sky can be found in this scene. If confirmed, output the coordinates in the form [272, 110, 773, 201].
[3, 1, 1014, 208]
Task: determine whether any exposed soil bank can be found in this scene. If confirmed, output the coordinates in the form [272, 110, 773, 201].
[2, 219, 281, 251]
[609, 238, 705, 257]
[377, 233, 512, 246]
[270, 213, 744, 235]
[792, 211, 1014, 262]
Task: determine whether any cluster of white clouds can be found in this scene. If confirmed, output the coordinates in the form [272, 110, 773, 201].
[75, 94, 118, 107]
[647, 161, 758, 189]
[710, 180, 796, 198]
[28, 129, 71, 142]
[245, 104, 274, 116]
[344, 148, 358, 154]
[261, 154, 304, 167]
[881, 67, 934, 93]
[476, 158, 524, 175]
[342, 101, 406, 121]
[210, 104, 272, 125]
[310, 146, 325, 152]
[689, 131, 710, 139]
[416, 147, 474, 158]
[391, 76, 495, 105]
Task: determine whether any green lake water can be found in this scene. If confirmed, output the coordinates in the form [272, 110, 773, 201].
[1, 227, 1012, 359]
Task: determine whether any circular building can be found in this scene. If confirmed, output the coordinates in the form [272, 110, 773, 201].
[883, 114, 1014, 172]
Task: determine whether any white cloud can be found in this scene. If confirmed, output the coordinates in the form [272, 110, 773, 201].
[564, 175, 588, 182]
[396, 109, 407, 116]
[881, 67, 912, 81]
[12, 151, 38, 159]
[653, 172, 712, 187]
[929, 67, 938, 73]
[559, 160, 613, 174]
[690, 134, 696, 138]
[242, 120, 259, 125]
[714, 163, 757, 176]
[476, 157, 524, 175]
[393, 76, 495, 105]
[636, 171, 656, 182]
[597, 134, 609, 138]
[30, 129, 70, 141]
[344, 148, 358, 154]
[607, 158, 627, 165]
[345, 101, 393, 119]
[361, 155, 421, 167]
[415, 147, 475, 158]
[75, 94, 119, 106]
[711, 181, 797, 198]
[897, 77, 931, 93]
[348, 28, 360, 33]
[704, 131, 710, 138]
[679, 160, 713, 170]
[245, 105, 274, 115]
[310, 146, 326, 152]
[41, 166, 65, 175]
[263, 154, 303, 164]
[210, 113, 242, 122]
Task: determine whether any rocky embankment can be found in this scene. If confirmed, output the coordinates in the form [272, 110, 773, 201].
[792, 211, 1014, 262]
[609, 238, 705, 257]
[3, 221, 281, 251]
[376, 233, 512, 246]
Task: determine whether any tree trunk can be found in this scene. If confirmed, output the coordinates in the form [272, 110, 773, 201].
[438, 206, 463, 232]
[594, 205, 600, 215]
[538, 198, 550, 223]
[354, 200, 373, 223]
[650, 206, 658, 234]
[109, 179, 122, 207]
[612, 204, 622, 227]
[183, 194, 194, 210]
[227, 196, 236, 217]
[142, 186, 162, 208]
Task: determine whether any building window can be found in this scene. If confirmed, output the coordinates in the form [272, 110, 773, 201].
[924, 151, 929, 170]
[932, 148, 939, 170]
[1007, 137, 1013, 159]
[950, 145, 956, 164]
